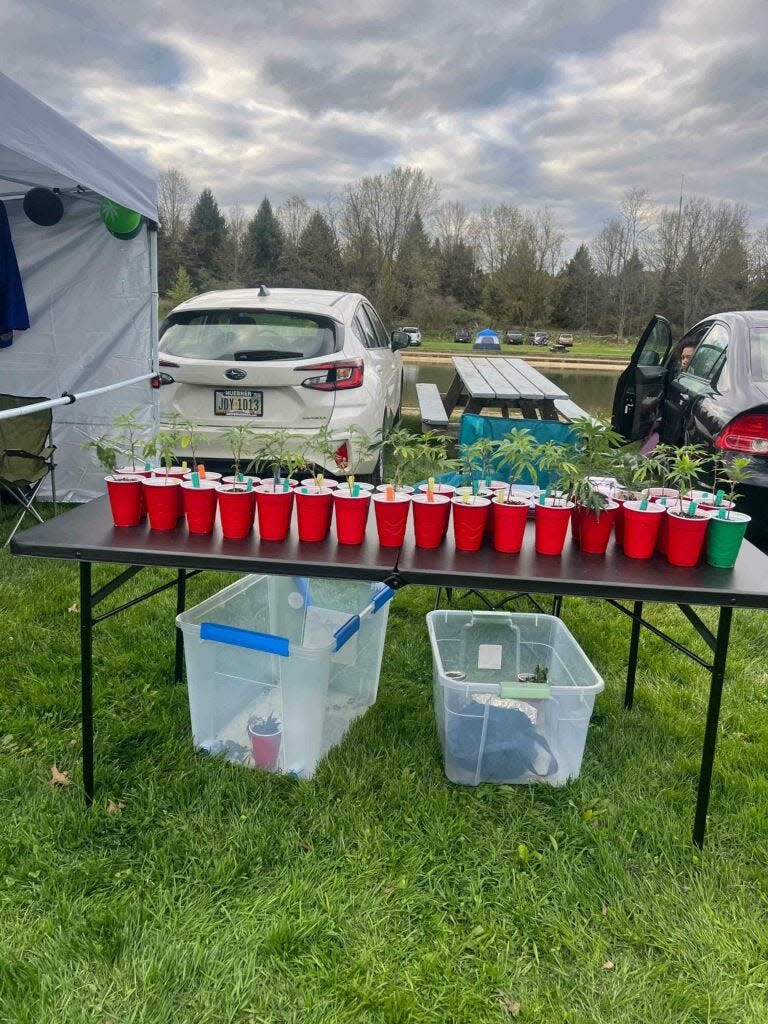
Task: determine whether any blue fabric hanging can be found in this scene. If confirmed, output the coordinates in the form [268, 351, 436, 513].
[0, 201, 30, 340]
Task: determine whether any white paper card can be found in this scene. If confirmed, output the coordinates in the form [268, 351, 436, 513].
[478, 644, 502, 670]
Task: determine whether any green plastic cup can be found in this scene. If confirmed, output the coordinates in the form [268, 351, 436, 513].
[705, 512, 751, 568]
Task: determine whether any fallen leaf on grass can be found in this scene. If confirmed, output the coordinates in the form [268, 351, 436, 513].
[49, 764, 70, 786]
[602, 961, 615, 971]
[298, 841, 312, 852]
[106, 801, 125, 815]
[498, 993, 521, 1016]
[68, 602, 78, 614]
[601, 902, 609, 917]
[382, 886, 395, 894]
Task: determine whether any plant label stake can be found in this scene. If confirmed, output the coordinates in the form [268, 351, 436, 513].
[282, 478, 289, 493]
[191, 471, 200, 488]
[427, 476, 435, 502]
[640, 497, 648, 511]
[144, 461, 152, 472]
[246, 478, 253, 492]
[687, 500, 698, 517]
[198, 464, 206, 479]
[539, 487, 549, 506]
[385, 485, 395, 501]
[718, 508, 726, 519]
[347, 474, 354, 490]
[181, 460, 188, 472]
[237, 471, 244, 482]
[352, 483, 360, 498]
[714, 489, 725, 506]
[462, 492, 469, 504]
[316, 473, 324, 488]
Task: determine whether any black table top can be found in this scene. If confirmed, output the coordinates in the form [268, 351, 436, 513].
[10, 496, 400, 582]
[11, 498, 768, 609]
[395, 522, 768, 609]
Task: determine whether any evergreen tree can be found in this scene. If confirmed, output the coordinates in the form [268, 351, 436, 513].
[183, 188, 227, 288]
[395, 212, 436, 315]
[551, 244, 598, 329]
[245, 198, 283, 285]
[295, 211, 342, 289]
[166, 266, 196, 307]
[435, 239, 482, 308]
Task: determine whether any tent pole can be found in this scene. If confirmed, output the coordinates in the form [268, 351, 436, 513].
[0, 373, 155, 421]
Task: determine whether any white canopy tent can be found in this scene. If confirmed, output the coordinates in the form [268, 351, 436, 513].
[0, 71, 158, 501]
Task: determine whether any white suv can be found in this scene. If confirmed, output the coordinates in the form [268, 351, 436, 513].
[402, 326, 421, 346]
[157, 288, 408, 479]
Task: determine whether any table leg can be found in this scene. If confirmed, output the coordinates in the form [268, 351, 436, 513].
[551, 596, 563, 618]
[625, 601, 643, 709]
[79, 561, 94, 806]
[175, 568, 186, 683]
[693, 606, 733, 849]
[443, 373, 463, 417]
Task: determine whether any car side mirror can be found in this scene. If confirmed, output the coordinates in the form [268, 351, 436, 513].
[391, 330, 410, 350]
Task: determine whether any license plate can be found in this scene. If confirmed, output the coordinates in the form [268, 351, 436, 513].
[214, 389, 263, 417]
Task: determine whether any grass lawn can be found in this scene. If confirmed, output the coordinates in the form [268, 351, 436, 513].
[2, 502, 768, 1023]
[416, 333, 633, 362]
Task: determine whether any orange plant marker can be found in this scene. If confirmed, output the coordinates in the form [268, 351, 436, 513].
[198, 464, 206, 479]
[386, 485, 395, 501]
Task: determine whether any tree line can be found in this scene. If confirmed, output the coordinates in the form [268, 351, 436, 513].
[158, 167, 768, 339]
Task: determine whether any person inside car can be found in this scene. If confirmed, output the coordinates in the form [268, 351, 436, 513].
[677, 342, 696, 372]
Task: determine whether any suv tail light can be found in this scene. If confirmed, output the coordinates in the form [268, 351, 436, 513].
[300, 359, 364, 391]
[714, 413, 768, 455]
[334, 442, 349, 468]
[151, 372, 175, 388]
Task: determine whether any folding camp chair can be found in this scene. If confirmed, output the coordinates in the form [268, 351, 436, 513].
[432, 413, 577, 614]
[0, 394, 57, 547]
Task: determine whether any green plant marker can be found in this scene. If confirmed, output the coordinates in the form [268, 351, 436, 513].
[352, 483, 360, 498]
[714, 489, 725, 506]
[718, 507, 726, 519]
[246, 478, 253, 492]
[687, 500, 697, 517]
[191, 471, 200, 488]
[237, 471, 244, 482]
[144, 461, 151, 472]
[539, 487, 549, 506]
[282, 479, 289, 493]
[640, 498, 648, 510]
[472, 480, 478, 496]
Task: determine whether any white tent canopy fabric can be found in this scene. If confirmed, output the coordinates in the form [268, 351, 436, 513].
[0, 72, 158, 502]
[0, 71, 156, 220]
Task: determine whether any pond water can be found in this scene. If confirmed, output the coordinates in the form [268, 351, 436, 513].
[403, 360, 623, 416]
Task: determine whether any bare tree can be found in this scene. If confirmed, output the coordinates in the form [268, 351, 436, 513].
[472, 203, 524, 273]
[157, 167, 192, 241]
[277, 195, 312, 250]
[434, 201, 472, 251]
[216, 204, 248, 285]
[593, 188, 651, 338]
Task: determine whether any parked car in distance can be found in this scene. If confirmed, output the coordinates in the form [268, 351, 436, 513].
[454, 327, 471, 344]
[504, 330, 524, 345]
[157, 288, 408, 481]
[611, 311, 768, 545]
[557, 333, 574, 347]
[529, 330, 550, 346]
[473, 328, 501, 352]
[401, 326, 421, 346]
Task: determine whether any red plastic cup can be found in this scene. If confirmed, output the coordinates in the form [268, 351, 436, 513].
[652, 496, 674, 553]
[247, 724, 281, 771]
[665, 509, 711, 567]
[115, 466, 150, 519]
[333, 491, 371, 545]
[534, 500, 574, 555]
[105, 475, 142, 527]
[417, 482, 455, 498]
[143, 477, 182, 531]
[255, 485, 294, 541]
[492, 498, 529, 554]
[217, 485, 256, 540]
[572, 502, 618, 555]
[412, 493, 451, 548]
[621, 500, 666, 559]
[295, 487, 333, 542]
[181, 480, 219, 535]
[154, 467, 186, 518]
[451, 496, 490, 552]
[372, 492, 411, 547]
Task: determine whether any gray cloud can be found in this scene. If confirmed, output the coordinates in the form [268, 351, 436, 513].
[1, 0, 767, 252]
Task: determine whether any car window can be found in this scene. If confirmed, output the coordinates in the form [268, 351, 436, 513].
[159, 310, 339, 361]
[363, 304, 390, 348]
[686, 323, 729, 384]
[352, 309, 379, 349]
[637, 320, 671, 366]
[750, 327, 768, 381]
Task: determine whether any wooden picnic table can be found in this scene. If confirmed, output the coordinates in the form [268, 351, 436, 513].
[416, 356, 585, 432]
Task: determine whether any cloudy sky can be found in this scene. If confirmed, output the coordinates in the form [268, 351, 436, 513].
[2, 0, 767, 248]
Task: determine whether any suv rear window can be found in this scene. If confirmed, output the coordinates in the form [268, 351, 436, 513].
[750, 328, 768, 381]
[159, 310, 340, 362]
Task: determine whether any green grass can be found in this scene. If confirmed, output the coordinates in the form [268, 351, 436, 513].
[2, 503, 768, 1023]
[415, 333, 632, 362]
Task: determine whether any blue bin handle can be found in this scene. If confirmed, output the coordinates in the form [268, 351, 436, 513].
[371, 584, 395, 614]
[333, 614, 360, 651]
[200, 622, 290, 657]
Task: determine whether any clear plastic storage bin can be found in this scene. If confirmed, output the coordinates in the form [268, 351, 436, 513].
[427, 611, 604, 786]
[177, 575, 394, 778]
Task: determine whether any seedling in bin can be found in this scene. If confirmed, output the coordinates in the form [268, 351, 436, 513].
[247, 712, 281, 735]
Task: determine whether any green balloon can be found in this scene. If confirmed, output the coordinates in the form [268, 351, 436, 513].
[99, 199, 142, 239]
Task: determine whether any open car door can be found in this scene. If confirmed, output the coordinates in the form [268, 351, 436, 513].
[611, 315, 673, 440]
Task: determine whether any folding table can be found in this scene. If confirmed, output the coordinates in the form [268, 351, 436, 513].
[11, 496, 768, 848]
